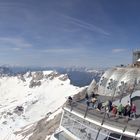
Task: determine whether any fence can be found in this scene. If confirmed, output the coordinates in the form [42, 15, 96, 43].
[64, 99, 140, 139]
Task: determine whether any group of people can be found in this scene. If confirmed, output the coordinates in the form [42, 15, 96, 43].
[85, 93, 137, 120]
[85, 93, 103, 111]
[67, 93, 137, 120]
[113, 101, 136, 119]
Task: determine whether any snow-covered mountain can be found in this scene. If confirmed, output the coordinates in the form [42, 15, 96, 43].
[0, 71, 84, 140]
[0, 66, 104, 87]
[0, 66, 12, 76]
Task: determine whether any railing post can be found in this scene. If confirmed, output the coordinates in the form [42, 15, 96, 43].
[84, 105, 88, 118]
[95, 128, 101, 140]
[133, 128, 139, 140]
[70, 101, 73, 111]
[130, 87, 135, 106]
[111, 88, 116, 102]
[101, 107, 107, 125]
[123, 126, 127, 132]
[70, 104, 73, 111]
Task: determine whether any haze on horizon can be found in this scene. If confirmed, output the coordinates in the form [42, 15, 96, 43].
[0, 0, 139, 68]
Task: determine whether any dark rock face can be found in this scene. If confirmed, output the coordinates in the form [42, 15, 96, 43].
[45, 72, 60, 80]
[29, 80, 41, 88]
[14, 106, 24, 116]
[32, 71, 44, 81]
[15, 113, 62, 140]
[18, 74, 26, 82]
[29, 113, 62, 140]
[26, 71, 69, 88]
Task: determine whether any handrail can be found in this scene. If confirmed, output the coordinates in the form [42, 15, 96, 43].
[66, 100, 130, 120]
[65, 99, 140, 136]
[95, 128, 101, 140]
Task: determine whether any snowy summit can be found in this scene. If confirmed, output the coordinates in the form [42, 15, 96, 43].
[0, 70, 83, 140]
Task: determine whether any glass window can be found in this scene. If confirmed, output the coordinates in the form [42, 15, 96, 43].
[109, 133, 121, 139]
[121, 135, 133, 140]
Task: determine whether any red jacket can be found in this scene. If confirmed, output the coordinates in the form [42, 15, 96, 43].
[112, 107, 117, 114]
[131, 105, 136, 113]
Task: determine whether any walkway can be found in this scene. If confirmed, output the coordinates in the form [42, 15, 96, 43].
[64, 98, 140, 137]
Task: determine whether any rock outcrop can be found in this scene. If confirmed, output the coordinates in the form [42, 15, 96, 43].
[32, 71, 44, 81]
[15, 112, 62, 140]
[58, 74, 68, 81]
[29, 80, 41, 88]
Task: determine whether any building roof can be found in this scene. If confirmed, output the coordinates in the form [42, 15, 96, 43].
[98, 67, 140, 96]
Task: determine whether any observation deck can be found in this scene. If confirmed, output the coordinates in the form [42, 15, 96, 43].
[52, 51, 140, 140]
[54, 93, 140, 140]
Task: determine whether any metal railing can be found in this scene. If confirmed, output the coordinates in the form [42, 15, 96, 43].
[64, 99, 140, 138]
[62, 108, 134, 140]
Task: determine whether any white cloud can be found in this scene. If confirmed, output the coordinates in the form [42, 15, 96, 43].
[41, 47, 85, 53]
[62, 15, 110, 36]
[112, 48, 126, 53]
[0, 37, 32, 51]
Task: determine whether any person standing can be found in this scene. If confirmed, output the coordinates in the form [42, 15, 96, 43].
[125, 101, 131, 118]
[68, 96, 73, 105]
[112, 105, 117, 117]
[85, 93, 89, 100]
[118, 103, 124, 116]
[131, 103, 136, 119]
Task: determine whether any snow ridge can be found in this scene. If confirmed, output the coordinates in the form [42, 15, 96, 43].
[0, 71, 83, 140]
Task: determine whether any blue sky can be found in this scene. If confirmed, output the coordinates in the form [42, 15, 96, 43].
[0, 0, 140, 68]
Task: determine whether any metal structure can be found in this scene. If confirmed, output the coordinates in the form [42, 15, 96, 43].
[133, 50, 140, 64]
[98, 67, 140, 96]
[54, 99, 139, 140]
